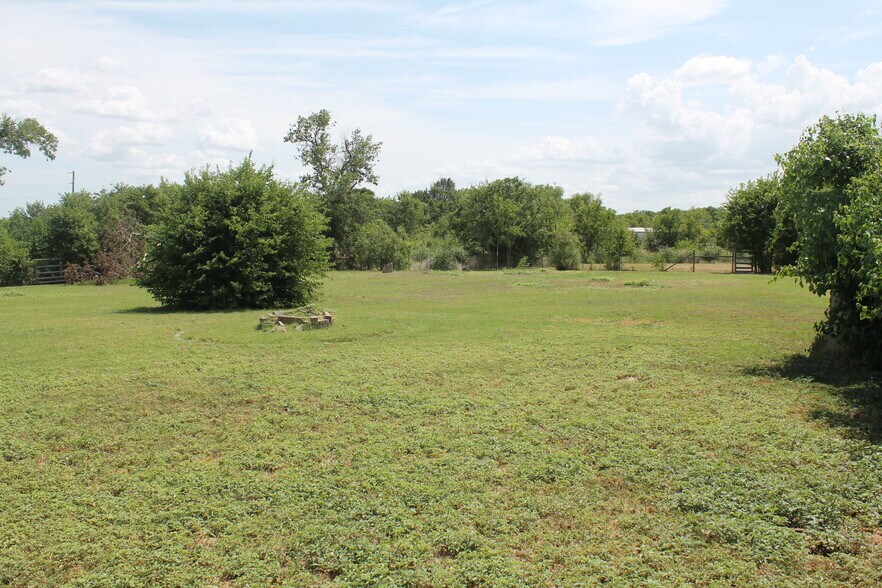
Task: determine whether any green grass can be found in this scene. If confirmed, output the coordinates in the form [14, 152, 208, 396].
[1, 270, 881, 587]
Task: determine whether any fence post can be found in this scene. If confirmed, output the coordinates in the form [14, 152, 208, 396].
[692, 250, 696, 273]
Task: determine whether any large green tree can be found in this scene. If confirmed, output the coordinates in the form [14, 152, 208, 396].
[138, 158, 329, 309]
[569, 193, 616, 262]
[46, 192, 101, 265]
[454, 179, 523, 268]
[720, 175, 780, 273]
[0, 114, 58, 185]
[776, 112, 882, 365]
[514, 183, 567, 265]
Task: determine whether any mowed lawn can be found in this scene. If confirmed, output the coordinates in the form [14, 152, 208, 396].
[1, 270, 881, 587]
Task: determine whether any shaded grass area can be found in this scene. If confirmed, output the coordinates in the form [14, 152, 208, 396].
[1, 270, 881, 586]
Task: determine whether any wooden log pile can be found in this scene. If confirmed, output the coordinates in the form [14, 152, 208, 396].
[258, 310, 334, 332]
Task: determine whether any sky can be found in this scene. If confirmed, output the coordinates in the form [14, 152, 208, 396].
[2, 0, 882, 216]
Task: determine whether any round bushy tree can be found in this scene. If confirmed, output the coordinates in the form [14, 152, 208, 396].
[550, 232, 582, 270]
[138, 158, 329, 309]
[777, 113, 882, 365]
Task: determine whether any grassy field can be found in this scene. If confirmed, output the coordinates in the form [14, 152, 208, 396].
[1, 270, 881, 587]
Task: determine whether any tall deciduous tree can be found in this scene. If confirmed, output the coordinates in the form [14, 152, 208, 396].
[283, 110, 382, 266]
[0, 114, 58, 185]
[283, 110, 382, 198]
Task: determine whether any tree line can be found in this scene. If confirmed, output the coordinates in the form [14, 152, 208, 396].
[0, 167, 756, 284]
[1, 108, 760, 288]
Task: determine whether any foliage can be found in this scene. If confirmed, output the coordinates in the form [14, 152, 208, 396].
[649, 206, 721, 250]
[776, 112, 882, 366]
[411, 177, 459, 225]
[324, 188, 383, 267]
[569, 192, 615, 262]
[351, 219, 410, 270]
[617, 209, 656, 228]
[138, 158, 329, 309]
[0, 224, 29, 286]
[720, 175, 781, 273]
[283, 110, 383, 268]
[650, 207, 686, 249]
[64, 213, 146, 285]
[455, 178, 524, 268]
[514, 183, 567, 265]
[94, 183, 166, 231]
[283, 109, 382, 199]
[383, 191, 428, 235]
[427, 235, 467, 271]
[3, 201, 55, 260]
[549, 231, 582, 270]
[601, 218, 636, 270]
[45, 192, 101, 265]
[455, 178, 567, 268]
[0, 113, 58, 185]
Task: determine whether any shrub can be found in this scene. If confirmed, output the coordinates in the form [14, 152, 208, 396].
[138, 158, 330, 309]
[550, 232, 581, 271]
[65, 213, 146, 285]
[0, 225, 30, 286]
[429, 237, 466, 271]
[351, 219, 410, 270]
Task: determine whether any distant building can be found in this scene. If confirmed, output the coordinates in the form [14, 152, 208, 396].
[628, 227, 652, 243]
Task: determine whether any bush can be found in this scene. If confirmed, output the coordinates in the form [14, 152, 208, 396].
[429, 237, 466, 271]
[0, 225, 30, 286]
[64, 213, 146, 285]
[138, 158, 329, 309]
[550, 232, 581, 271]
[351, 219, 410, 270]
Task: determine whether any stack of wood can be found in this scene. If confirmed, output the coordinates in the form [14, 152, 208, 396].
[258, 310, 334, 332]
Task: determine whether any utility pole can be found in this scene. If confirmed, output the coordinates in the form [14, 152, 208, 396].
[69, 170, 75, 194]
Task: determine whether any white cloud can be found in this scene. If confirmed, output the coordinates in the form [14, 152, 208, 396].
[674, 55, 752, 85]
[586, 0, 728, 46]
[198, 118, 258, 151]
[728, 55, 882, 126]
[513, 136, 615, 164]
[416, 0, 727, 46]
[436, 157, 526, 184]
[95, 56, 123, 71]
[0, 99, 54, 118]
[74, 85, 166, 121]
[467, 77, 617, 102]
[81, 123, 173, 163]
[22, 67, 91, 94]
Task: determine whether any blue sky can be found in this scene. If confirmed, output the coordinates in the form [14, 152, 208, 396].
[2, 0, 882, 215]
